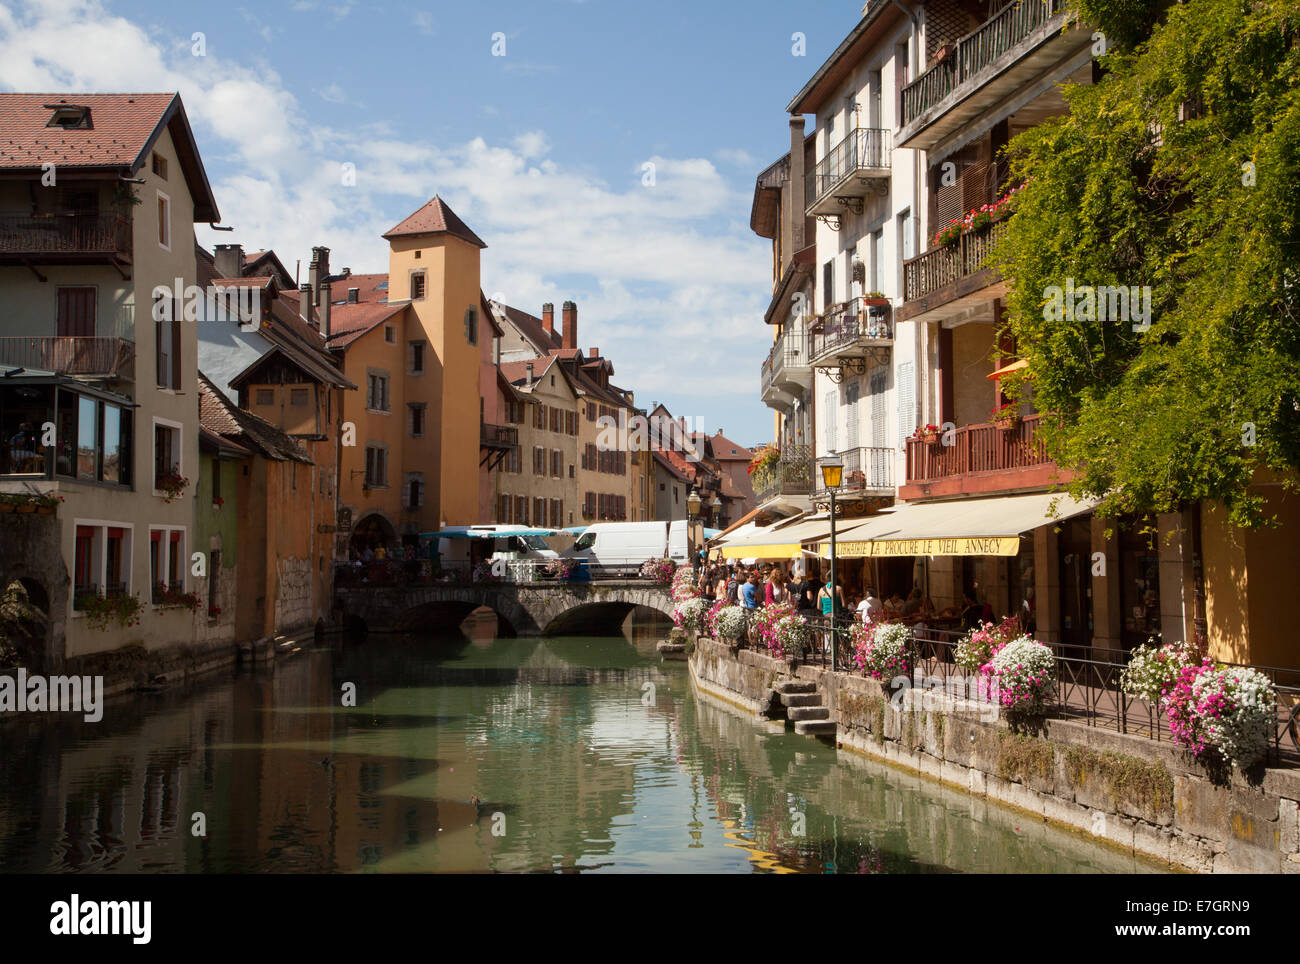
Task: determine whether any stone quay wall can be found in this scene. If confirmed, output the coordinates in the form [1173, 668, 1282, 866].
[689, 635, 1300, 873]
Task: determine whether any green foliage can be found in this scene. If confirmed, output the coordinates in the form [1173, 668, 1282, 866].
[0, 581, 44, 664]
[993, 0, 1300, 527]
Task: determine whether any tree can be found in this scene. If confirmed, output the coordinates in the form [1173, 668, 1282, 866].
[992, 0, 1300, 528]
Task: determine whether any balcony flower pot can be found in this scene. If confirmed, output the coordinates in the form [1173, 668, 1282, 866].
[36, 505, 54, 515]
[0, 504, 12, 514]
[15, 504, 35, 514]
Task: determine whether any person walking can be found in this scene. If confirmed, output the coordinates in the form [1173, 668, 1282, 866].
[741, 573, 760, 609]
[766, 571, 789, 607]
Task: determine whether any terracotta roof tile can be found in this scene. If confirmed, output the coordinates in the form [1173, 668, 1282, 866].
[323, 302, 408, 349]
[382, 195, 486, 248]
[0, 92, 218, 221]
[198, 373, 312, 463]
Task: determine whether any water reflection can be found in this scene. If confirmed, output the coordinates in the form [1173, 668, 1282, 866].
[0, 609, 1165, 874]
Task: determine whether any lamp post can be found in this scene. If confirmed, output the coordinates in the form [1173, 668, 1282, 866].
[686, 488, 702, 572]
[820, 454, 843, 671]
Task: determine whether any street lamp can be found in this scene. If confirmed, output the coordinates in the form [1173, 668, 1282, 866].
[686, 488, 702, 571]
[820, 454, 843, 670]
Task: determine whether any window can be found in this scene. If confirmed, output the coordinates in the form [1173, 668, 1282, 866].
[152, 153, 168, 179]
[506, 446, 520, 474]
[208, 549, 220, 613]
[411, 271, 426, 300]
[149, 527, 185, 602]
[366, 372, 390, 412]
[404, 474, 424, 509]
[550, 499, 562, 527]
[550, 449, 562, 478]
[156, 190, 171, 250]
[465, 306, 478, 345]
[256, 388, 275, 406]
[384, 325, 395, 343]
[533, 498, 545, 525]
[56, 286, 96, 337]
[869, 229, 883, 293]
[409, 340, 426, 374]
[290, 388, 309, 406]
[568, 464, 574, 479]
[823, 259, 835, 310]
[153, 419, 181, 491]
[586, 403, 596, 422]
[498, 494, 511, 523]
[364, 445, 388, 487]
[154, 294, 182, 389]
[515, 495, 527, 524]
[47, 105, 91, 129]
[76, 395, 98, 481]
[72, 523, 132, 609]
[408, 403, 426, 437]
[533, 446, 545, 477]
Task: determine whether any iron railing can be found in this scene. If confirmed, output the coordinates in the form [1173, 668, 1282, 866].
[480, 423, 519, 447]
[809, 299, 893, 363]
[0, 336, 135, 377]
[750, 444, 814, 503]
[0, 213, 132, 257]
[814, 445, 894, 495]
[900, 0, 1070, 127]
[805, 128, 891, 210]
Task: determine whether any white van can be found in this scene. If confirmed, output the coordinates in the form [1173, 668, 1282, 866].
[566, 521, 689, 576]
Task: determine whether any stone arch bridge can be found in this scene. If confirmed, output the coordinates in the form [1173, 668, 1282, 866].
[336, 580, 675, 636]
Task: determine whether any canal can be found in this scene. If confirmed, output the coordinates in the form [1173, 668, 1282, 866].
[0, 611, 1164, 873]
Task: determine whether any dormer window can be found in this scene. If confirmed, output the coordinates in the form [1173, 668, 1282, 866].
[45, 105, 91, 129]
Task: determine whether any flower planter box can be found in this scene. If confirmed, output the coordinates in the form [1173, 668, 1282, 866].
[993, 418, 1021, 433]
[0, 504, 12, 514]
[36, 506, 54, 515]
[15, 505, 35, 514]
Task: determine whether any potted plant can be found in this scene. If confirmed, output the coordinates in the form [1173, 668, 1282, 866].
[207, 604, 222, 620]
[156, 468, 189, 503]
[34, 494, 62, 515]
[78, 591, 143, 631]
[933, 220, 963, 248]
[863, 290, 890, 308]
[991, 402, 1021, 432]
[911, 423, 942, 448]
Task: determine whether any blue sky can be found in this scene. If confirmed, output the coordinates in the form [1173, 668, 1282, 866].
[0, 0, 862, 447]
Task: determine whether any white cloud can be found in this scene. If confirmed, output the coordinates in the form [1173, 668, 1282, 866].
[412, 10, 433, 35]
[0, 0, 773, 438]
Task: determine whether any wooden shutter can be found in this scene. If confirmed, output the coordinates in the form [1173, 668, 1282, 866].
[57, 287, 96, 337]
[171, 317, 182, 388]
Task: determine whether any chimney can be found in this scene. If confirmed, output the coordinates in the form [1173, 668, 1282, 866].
[299, 284, 314, 325]
[525, 362, 534, 387]
[319, 282, 332, 339]
[308, 245, 330, 299]
[347, 287, 359, 304]
[789, 114, 806, 253]
[588, 346, 599, 359]
[541, 302, 554, 337]
[341, 267, 351, 278]
[214, 243, 244, 279]
[561, 300, 577, 350]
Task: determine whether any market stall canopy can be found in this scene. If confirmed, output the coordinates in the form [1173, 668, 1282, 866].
[421, 527, 566, 539]
[810, 493, 1096, 558]
[712, 514, 832, 560]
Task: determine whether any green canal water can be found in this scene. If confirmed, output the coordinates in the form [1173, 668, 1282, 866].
[0, 613, 1164, 873]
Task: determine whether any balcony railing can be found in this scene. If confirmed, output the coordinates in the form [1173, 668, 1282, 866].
[761, 329, 811, 392]
[901, 0, 1069, 127]
[816, 446, 894, 496]
[751, 445, 814, 504]
[0, 336, 135, 377]
[810, 298, 892, 364]
[480, 423, 519, 448]
[905, 413, 1052, 484]
[805, 127, 891, 214]
[0, 213, 132, 259]
[903, 218, 1007, 303]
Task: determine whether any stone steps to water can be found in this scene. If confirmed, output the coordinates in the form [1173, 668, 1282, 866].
[787, 706, 830, 721]
[794, 720, 837, 737]
[773, 680, 816, 695]
[782, 692, 823, 708]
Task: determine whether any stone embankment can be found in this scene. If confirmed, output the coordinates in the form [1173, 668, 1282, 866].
[689, 635, 1300, 873]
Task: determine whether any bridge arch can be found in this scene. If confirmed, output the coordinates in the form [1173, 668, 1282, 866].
[336, 581, 675, 638]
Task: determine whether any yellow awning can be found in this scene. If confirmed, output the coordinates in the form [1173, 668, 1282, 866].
[810, 493, 1094, 558]
[713, 514, 833, 560]
[718, 543, 802, 560]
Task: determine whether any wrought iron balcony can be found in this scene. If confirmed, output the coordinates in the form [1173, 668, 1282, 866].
[805, 127, 891, 217]
[809, 298, 893, 371]
[0, 212, 132, 263]
[760, 329, 812, 411]
[0, 336, 135, 378]
[751, 445, 814, 504]
[899, 0, 1078, 148]
[814, 446, 894, 498]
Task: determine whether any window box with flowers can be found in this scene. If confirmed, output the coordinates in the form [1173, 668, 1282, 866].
[155, 585, 200, 612]
[909, 424, 943, 448]
[207, 605, 222, 620]
[76, 590, 143, 632]
[156, 468, 188, 503]
[0, 492, 63, 516]
[990, 402, 1021, 432]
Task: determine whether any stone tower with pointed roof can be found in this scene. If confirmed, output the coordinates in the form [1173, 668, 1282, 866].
[383, 196, 486, 525]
